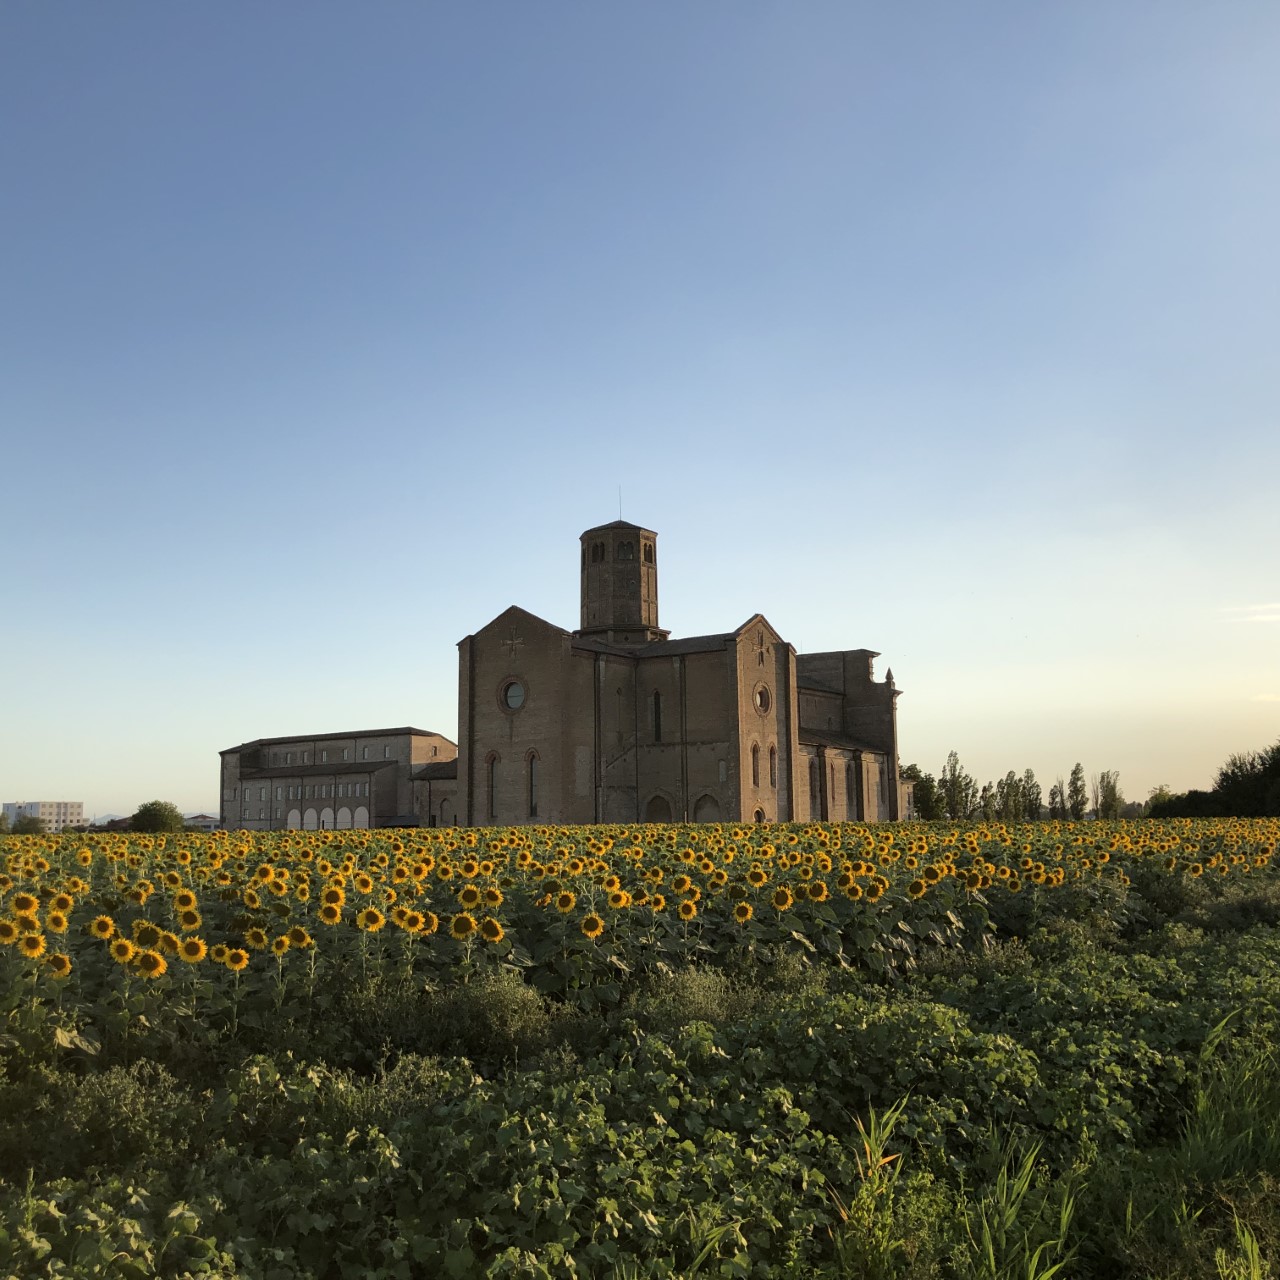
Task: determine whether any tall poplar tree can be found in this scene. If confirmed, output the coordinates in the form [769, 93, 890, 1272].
[1068, 763, 1088, 820]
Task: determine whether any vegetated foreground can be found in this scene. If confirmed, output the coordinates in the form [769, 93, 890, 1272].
[3, 818, 1280, 1279]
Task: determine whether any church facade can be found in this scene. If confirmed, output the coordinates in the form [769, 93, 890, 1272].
[219, 520, 907, 830]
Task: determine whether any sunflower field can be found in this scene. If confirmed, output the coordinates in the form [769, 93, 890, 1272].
[3, 816, 1280, 1278]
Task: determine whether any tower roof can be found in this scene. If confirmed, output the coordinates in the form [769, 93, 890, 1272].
[580, 519, 655, 537]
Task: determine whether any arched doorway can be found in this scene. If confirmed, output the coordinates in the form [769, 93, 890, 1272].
[644, 795, 672, 822]
[319, 807, 334, 830]
[353, 805, 369, 829]
[335, 807, 352, 829]
[286, 808, 301, 829]
[692, 794, 721, 823]
[303, 808, 318, 830]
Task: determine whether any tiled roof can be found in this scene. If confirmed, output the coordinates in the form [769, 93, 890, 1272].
[413, 761, 459, 780]
[221, 728, 448, 753]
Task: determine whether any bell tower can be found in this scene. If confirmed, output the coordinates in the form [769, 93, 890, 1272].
[576, 520, 669, 645]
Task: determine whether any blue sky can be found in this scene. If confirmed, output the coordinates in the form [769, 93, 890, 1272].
[2, 3, 1276, 817]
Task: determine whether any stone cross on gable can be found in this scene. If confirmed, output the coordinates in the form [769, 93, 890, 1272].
[502, 627, 524, 659]
[756, 631, 769, 665]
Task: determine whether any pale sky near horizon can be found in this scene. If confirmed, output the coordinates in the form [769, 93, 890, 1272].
[2, 3, 1276, 818]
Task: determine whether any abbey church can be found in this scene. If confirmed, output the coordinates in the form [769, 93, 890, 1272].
[219, 521, 908, 829]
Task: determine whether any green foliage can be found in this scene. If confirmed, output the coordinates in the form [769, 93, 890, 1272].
[5, 818, 1280, 1276]
[1068, 764, 1088, 821]
[129, 800, 185, 832]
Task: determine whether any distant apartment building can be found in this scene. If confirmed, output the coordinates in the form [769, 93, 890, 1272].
[184, 814, 220, 832]
[3, 801, 84, 832]
[218, 728, 458, 831]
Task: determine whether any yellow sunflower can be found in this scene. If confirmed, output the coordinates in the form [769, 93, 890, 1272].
[46, 952, 72, 979]
[19, 933, 47, 959]
[224, 948, 249, 973]
[580, 913, 605, 939]
[479, 916, 505, 943]
[110, 937, 136, 964]
[136, 949, 167, 979]
[178, 937, 208, 964]
[450, 912, 477, 940]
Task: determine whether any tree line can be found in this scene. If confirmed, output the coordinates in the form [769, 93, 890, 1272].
[1147, 740, 1280, 819]
[902, 754, 1135, 821]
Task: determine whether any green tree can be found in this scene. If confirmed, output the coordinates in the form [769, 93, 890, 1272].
[1214, 742, 1280, 816]
[1067, 763, 1088, 821]
[900, 764, 946, 821]
[978, 781, 997, 821]
[1047, 779, 1067, 820]
[1097, 770, 1123, 819]
[10, 814, 44, 834]
[941, 751, 978, 820]
[1022, 769, 1042, 820]
[996, 771, 1024, 822]
[131, 800, 186, 833]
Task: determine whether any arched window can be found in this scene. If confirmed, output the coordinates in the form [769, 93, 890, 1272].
[591, 541, 605, 563]
[653, 690, 663, 743]
[643, 543, 654, 564]
[769, 745, 778, 788]
[809, 759, 820, 817]
[847, 763, 857, 818]
[527, 752, 539, 818]
[751, 743, 760, 788]
[617, 541, 634, 560]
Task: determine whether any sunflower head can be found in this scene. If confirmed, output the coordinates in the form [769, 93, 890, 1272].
[136, 949, 167, 979]
[580, 913, 605, 939]
[449, 912, 477, 940]
[356, 908, 386, 933]
[46, 952, 72, 979]
[479, 916, 505, 943]
[178, 937, 208, 964]
[19, 933, 47, 959]
[224, 948, 249, 973]
[110, 938, 135, 964]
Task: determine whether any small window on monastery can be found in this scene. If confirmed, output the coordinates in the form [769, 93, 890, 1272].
[653, 690, 662, 742]
[501, 680, 526, 711]
[285, 753, 292, 765]
[718, 760, 728, 783]
[528, 753, 539, 818]
[754, 686, 771, 714]
[591, 541, 605, 563]
[617, 541, 634, 560]
[769, 746, 778, 788]
[321, 750, 328, 763]
[342, 749, 349, 761]
[643, 543, 654, 564]
[383, 746, 389, 759]
[751, 744, 760, 788]
[432, 746, 438, 757]
[362, 747, 369, 760]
